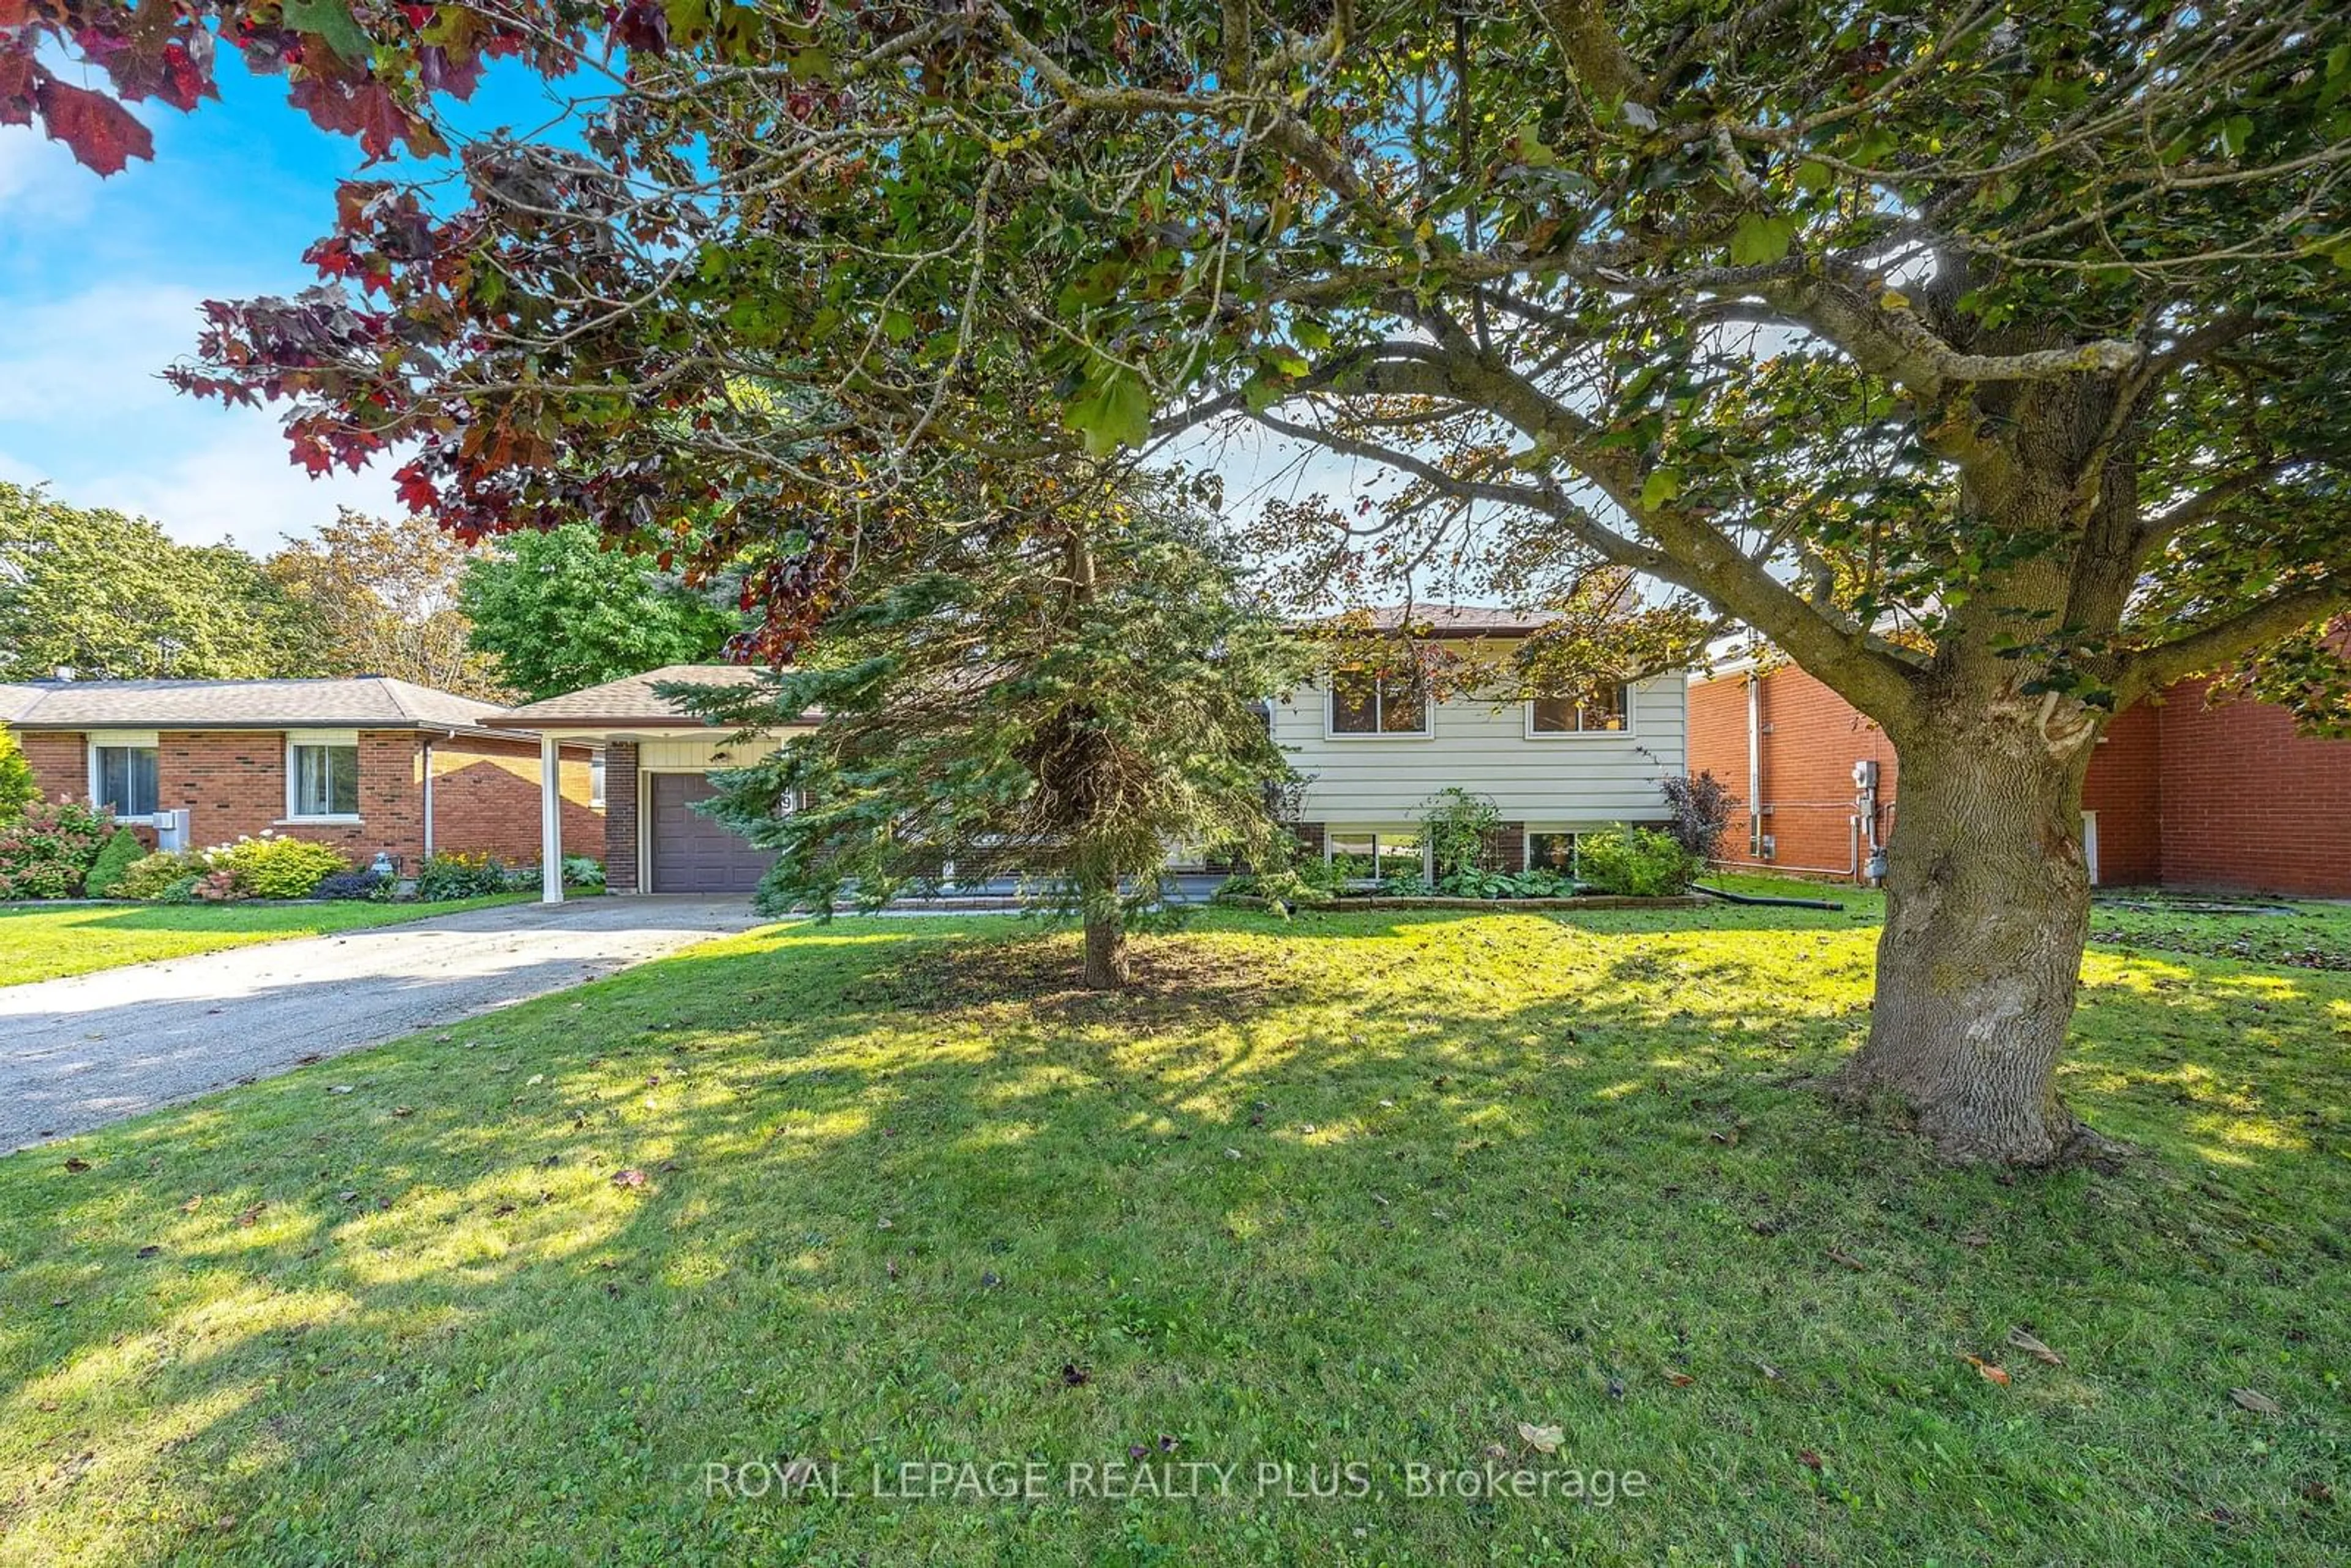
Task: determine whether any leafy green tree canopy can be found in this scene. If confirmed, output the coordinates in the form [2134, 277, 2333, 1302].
[268, 509, 512, 700]
[0, 482, 312, 680]
[459, 524, 742, 702]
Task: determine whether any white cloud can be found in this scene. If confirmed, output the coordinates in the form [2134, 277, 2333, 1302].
[0, 281, 400, 552]
[0, 131, 96, 227]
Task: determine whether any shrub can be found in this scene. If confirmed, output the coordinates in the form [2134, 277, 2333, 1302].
[1659, 770, 1740, 864]
[1421, 866, 1583, 899]
[84, 827, 148, 898]
[0, 726, 36, 825]
[203, 833, 351, 899]
[562, 855, 607, 890]
[117, 849, 205, 899]
[1576, 826, 1699, 898]
[415, 850, 507, 901]
[1416, 787, 1502, 881]
[155, 872, 205, 904]
[0, 798, 113, 900]
[313, 869, 392, 901]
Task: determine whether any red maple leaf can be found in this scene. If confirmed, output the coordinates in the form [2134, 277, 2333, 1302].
[0, 48, 33, 128]
[34, 75, 155, 176]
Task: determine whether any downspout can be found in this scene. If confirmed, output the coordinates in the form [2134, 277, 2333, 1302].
[421, 734, 434, 860]
[1745, 671, 1763, 860]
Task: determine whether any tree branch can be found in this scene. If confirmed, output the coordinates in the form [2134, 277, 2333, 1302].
[2118, 582, 2351, 702]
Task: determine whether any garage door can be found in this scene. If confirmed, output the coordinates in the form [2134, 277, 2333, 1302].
[648, 773, 776, 893]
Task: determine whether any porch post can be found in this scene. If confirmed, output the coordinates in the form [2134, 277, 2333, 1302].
[539, 733, 563, 904]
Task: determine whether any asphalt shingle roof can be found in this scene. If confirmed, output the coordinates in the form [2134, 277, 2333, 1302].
[0, 677, 509, 731]
[490, 664, 773, 728]
[1308, 602, 1565, 637]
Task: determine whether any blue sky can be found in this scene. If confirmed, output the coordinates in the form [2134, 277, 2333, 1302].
[0, 54, 566, 552]
[0, 53, 1370, 559]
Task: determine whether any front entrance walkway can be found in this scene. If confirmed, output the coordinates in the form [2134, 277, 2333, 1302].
[0, 898, 767, 1150]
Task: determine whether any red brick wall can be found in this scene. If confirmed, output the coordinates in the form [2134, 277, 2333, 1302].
[18, 731, 85, 805]
[604, 741, 640, 892]
[17, 729, 601, 879]
[2156, 681, 2351, 897]
[1687, 667, 2351, 895]
[139, 730, 430, 866]
[2081, 703, 2160, 885]
[1687, 667, 1897, 877]
[427, 737, 600, 866]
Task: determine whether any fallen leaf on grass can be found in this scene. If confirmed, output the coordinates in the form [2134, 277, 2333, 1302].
[1960, 1354, 2010, 1385]
[612, 1169, 648, 1190]
[1060, 1363, 1090, 1387]
[62, 1158, 91, 1173]
[391, 1106, 413, 1118]
[328, 1085, 354, 1096]
[181, 1196, 201, 1213]
[135, 1245, 160, 1258]
[1517, 1422, 1564, 1455]
[1798, 1449, 1823, 1471]
[1826, 1248, 1866, 1272]
[1663, 1371, 1696, 1387]
[2006, 1326, 2065, 1366]
[2229, 1387, 2282, 1416]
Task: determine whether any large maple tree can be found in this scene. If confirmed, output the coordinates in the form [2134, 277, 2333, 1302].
[10, 1, 2351, 1163]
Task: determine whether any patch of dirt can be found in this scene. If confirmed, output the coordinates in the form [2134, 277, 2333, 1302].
[841, 933, 1300, 1026]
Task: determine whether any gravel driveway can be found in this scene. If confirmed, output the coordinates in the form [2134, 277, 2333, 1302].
[0, 898, 769, 1150]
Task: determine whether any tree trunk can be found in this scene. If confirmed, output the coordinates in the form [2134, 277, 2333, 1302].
[1081, 902, 1129, 989]
[1832, 708, 2101, 1165]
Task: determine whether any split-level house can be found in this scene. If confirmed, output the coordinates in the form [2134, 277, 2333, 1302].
[1269, 606, 1687, 879]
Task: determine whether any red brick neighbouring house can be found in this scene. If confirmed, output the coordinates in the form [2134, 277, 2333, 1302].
[0, 677, 601, 874]
[1687, 664, 2351, 897]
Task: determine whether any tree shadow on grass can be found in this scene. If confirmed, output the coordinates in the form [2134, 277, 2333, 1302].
[0, 912, 2343, 1566]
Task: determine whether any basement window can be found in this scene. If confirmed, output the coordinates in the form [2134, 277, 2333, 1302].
[1526, 831, 1580, 876]
[1328, 831, 1425, 883]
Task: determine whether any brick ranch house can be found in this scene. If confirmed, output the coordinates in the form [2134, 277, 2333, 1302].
[1, 677, 601, 873]
[1688, 660, 2351, 898]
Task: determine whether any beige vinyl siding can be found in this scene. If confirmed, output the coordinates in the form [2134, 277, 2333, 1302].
[1270, 670, 1685, 825]
[633, 730, 806, 771]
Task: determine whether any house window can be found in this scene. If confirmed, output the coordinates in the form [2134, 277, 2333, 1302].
[92, 743, 159, 818]
[1328, 831, 1424, 882]
[288, 741, 361, 819]
[589, 752, 607, 809]
[1328, 668, 1429, 735]
[1527, 831, 1578, 876]
[1529, 684, 1629, 735]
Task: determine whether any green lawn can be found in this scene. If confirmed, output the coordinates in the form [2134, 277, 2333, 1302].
[0, 896, 534, 988]
[1, 895, 2344, 1564]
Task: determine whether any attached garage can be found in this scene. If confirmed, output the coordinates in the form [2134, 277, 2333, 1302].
[490, 664, 812, 900]
[647, 772, 774, 893]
